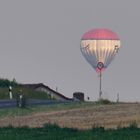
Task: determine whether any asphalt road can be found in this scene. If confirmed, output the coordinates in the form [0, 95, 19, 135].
[0, 99, 73, 108]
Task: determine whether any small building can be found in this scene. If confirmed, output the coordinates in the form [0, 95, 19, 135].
[73, 92, 84, 101]
[21, 83, 71, 101]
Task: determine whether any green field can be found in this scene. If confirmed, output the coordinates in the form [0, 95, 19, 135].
[0, 124, 139, 140]
[0, 102, 94, 118]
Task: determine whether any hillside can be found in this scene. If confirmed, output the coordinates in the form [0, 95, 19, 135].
[0, 102, 139, 129]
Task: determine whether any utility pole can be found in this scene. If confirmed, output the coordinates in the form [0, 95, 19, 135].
[99, 70, 102, 100]
[97, 62, 104, 100]
[117, 93, 119, 103]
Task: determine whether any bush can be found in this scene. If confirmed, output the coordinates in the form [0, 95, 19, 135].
[129, 121, 138, 129]
[98, 99, 112, 104]
[62, 127, 78, 132]
[92, 126, 105, 132]
[43, 123, 60, 130]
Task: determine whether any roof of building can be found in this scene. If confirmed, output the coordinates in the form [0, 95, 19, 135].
[20, 83, 72, 100]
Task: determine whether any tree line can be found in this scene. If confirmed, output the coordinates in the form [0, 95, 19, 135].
[0, 78, 18, 87]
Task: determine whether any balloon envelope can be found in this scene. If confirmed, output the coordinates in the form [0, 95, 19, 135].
[80, 29, 121, 72]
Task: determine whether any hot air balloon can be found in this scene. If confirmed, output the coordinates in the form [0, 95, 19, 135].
[80, 28, 121, 99]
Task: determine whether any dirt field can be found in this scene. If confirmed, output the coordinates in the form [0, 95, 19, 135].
[0, 103, 140, 129]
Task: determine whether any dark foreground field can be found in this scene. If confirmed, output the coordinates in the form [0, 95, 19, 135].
[0, 124, 140, 140]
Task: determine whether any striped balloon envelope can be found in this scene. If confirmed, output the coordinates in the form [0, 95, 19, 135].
[80, 29, 121, 72]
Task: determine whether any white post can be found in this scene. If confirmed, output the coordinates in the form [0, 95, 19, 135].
[9, 86, 13, 99]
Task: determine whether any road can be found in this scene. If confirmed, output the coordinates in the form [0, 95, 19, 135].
[0, 99, 73, 108]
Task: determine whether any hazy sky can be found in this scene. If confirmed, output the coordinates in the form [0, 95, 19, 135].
[0, 0, 140, 101]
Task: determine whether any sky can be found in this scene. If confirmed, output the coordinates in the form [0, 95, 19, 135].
[0, 0, 140, 102]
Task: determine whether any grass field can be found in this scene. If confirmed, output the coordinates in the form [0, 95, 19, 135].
[0, 124, 139, 140]
[0, 102, 140, 129]
[0, 102, 140, 139]
[0, 102, 94, 117]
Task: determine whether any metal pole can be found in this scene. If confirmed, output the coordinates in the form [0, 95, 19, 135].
[117, 93, 119, 103]
[99, 71, 102, 100]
